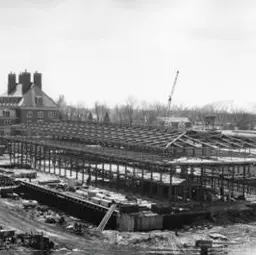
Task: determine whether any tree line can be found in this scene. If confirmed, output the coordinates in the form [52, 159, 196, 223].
[56, 95, 256, 130]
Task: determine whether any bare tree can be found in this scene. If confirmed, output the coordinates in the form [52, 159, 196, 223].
[113, 105, 124, 124]
[94, 101, 109, 122]
[88, 112, 93, 122]
[94, 102, 100, 122]
[56, 95, 66, 107]
[103, 112, 110, 124]
[56, 95, 67, 120]
[233, 109, 254, 130]
[124, 96, 137, 125]
[56, 96, 256, 130]
[146, 104, 159, 124]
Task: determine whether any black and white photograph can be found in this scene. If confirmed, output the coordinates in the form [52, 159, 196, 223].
[0, 0, 255, 254]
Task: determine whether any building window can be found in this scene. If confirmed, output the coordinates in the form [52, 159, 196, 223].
[48, 111, 57, 118]
[4, 119, 11, 125]
[3, 110, 10, 117]
[37, 111, 44, 118]
[35, 96, 43, 105]
[27, 111, 33, 118]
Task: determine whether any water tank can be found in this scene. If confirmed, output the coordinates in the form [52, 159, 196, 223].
[7, 72, 16, 94]
[19, 70, 31, 94]
[33, 71, 42, 89]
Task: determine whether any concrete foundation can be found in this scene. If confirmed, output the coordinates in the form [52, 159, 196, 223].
[117, 212, 163, 232]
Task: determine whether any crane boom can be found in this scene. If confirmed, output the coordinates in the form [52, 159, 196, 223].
[166, 70, 179, 120]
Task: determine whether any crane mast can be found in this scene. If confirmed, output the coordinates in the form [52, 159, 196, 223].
[166, 70, 179, 120]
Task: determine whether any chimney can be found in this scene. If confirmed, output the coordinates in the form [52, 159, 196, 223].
[8, 72, 16, 95]
[33, 71, 42, 89]
[20, 70, 31, 94]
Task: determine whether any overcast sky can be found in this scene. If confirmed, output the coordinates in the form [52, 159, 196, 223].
[0, 0, 256, 109]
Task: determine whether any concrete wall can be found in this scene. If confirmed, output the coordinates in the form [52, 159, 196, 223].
[117, 213, 135, 232]
[135, 213, 163, 231]
[163, 211, 209, 229]
[117, 212, 163, 232]
[17, 184, 117, 229]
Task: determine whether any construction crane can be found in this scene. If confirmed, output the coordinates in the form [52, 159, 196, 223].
[165, 70, 179, 121]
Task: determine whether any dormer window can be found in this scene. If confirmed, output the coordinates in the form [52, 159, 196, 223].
[35, 96, 43, 105]
[3, 110, 10, 117]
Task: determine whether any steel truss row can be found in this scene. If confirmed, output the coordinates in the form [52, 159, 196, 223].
[11, 122, 256, 158]
[4, 137, 256, 203]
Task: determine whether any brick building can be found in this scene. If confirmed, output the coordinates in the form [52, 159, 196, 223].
[0, 70, 59, 133]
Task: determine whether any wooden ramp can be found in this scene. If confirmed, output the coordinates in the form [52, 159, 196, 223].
[97, 204, 117, 231]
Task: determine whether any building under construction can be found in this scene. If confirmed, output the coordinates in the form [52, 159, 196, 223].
[1, 122, 256, 217]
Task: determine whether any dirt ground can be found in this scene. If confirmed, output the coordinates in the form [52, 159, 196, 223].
[0, 198, 142, 255]
[2, 196, 256, 255]
[2, 164, 256, 254]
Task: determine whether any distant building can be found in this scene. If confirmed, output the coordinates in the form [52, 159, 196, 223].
[204, 115, 216, 129]
[157, 117, 192, 130]
[0, 70, 59, 134]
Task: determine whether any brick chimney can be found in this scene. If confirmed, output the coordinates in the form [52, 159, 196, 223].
[33, 71, 42, 89]
[7, 72, 16, 95]
[19, 70, 32, 94]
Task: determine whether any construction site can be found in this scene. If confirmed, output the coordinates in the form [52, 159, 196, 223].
[0, 120, 256, 254]
[0, 71, 256, 254]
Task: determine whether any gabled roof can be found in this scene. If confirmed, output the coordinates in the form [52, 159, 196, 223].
[20, 84, 58, 108]
[0, 84, 58, 108]
[0, 97, 22, 107]
[0, 84, 23, 107]
[1, 84, 23, 97]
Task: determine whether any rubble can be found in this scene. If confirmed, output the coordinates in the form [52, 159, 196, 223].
[16, 232, 55, 251]
[0, 224, 55, 252]
[103, 230, 183, 250]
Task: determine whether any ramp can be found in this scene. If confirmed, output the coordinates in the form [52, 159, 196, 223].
[97, 203, 117, 231]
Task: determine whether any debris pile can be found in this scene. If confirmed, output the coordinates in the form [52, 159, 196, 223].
[0, 225, 54, 252]
[16, 232, 55, 251]
[22, 201, 93, 235]
[103, 230, 183, 250]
